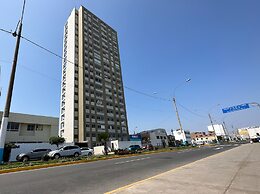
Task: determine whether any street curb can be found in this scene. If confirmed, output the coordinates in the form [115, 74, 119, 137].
[105, 144, 244, 194]
[0, 147, 199, 174]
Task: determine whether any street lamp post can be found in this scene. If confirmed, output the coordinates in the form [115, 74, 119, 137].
[172, 78, 191, 144]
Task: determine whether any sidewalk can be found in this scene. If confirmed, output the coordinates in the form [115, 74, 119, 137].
[108, 144, 260, 194]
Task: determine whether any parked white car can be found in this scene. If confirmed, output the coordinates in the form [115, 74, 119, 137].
[80, 147, 94, 156]
[48, 145, 81, 159]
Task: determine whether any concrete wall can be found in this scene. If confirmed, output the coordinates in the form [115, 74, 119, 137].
[9, 142, 73, 162]
[94, 146, 105, 155]
[110, 140, 141, 150]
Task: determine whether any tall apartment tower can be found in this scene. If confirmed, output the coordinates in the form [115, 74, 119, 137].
[59, 6, 129, 147]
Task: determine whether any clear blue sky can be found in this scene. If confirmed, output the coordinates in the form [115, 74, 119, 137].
[0, 0, 260, 135]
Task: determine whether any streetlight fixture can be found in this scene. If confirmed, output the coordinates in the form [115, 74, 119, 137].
[249, 102, 260, 108]
[172, 78, 191, 143]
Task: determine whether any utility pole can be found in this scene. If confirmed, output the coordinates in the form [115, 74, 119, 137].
[208, 113, 219, 144]
[173, 98, 183, 132]
[172, 78, 191, 144]
[223, 121, 230, 141]
[172, 97, 186, 142]
[0, 0, 26, 163]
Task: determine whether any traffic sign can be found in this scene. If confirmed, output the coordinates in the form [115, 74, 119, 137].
[222, 103, 250, 114]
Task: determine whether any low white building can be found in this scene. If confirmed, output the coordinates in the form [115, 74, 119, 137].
[173, 129, 191, 144]
[247, 126, 260, 139]
[0, 112, 59, 143]
[237, 128, 250, 140]
[140, 128, 169, 147]
[191, 132, 216, 145]
[238, 126, 260, 139]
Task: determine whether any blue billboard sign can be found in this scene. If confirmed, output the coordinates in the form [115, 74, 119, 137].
[129, 134, 141, 141]
[222, 103, 250, 114]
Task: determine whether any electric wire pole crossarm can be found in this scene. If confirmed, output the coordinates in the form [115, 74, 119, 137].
[0, 0, 26, 163]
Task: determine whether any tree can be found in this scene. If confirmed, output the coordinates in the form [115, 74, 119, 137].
[98, 132, 109, 155]
[49, 136, 65, 148]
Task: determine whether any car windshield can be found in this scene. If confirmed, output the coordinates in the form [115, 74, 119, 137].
[58, 147, 64, 150]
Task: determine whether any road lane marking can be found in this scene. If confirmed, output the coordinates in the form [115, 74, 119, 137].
[105, 145, 242, 194]
[0, 146, 221, 175]
[115, 157, 150, 165]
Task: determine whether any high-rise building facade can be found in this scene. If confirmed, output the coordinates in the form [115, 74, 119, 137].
[59, 6, 129, 147]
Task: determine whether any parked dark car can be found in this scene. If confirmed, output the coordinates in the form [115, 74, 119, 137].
[251, 137, 260, 143]
[115, 149, 129, 155]
[16, 148, 52, 162]
[128, 145, 142, 153]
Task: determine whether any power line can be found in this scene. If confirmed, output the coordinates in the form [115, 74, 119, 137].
[1, 27, 207, 119]
[21, 36, 72, 63]
[0, 28, 12, 35]
[22, 36, 170, 102]
[124, 86, 170, 102]
[177, 102, 207, 118]
[1, 26, 171, 103]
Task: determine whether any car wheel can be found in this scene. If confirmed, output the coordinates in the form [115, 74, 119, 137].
[74, 152, 79, 157]
[54, 154, 60, 160]
[22, 156, 29, 162]
[88, 152, 93, 156]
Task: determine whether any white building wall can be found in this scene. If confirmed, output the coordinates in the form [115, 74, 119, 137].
[208, 124, 226, 136]
[59, 9, 76, 143]
[110, 140, 141, 150]
[247, 127, 260, 139]
[173, 129, 191, 144]
[193, 136, 215, 145]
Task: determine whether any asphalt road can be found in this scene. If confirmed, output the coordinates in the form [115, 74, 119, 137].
[0, 144, 239, 194]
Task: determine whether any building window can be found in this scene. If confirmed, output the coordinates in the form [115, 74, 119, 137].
[7, 122, 19, 131]
[157, 136, 159, 139]
[27, 124, 35, 131]
[35, 124, 43, 131]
